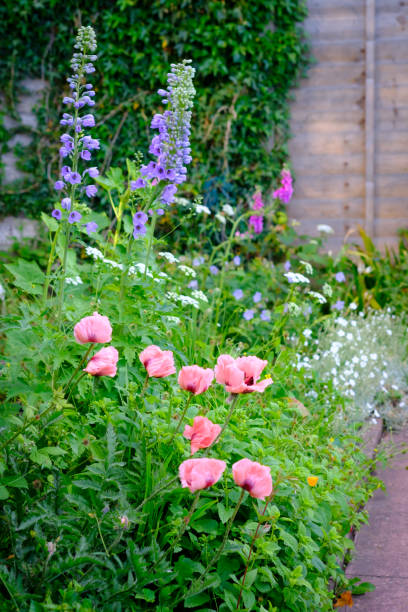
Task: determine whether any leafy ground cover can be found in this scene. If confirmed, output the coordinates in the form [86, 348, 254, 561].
[0, 25, 403, 612]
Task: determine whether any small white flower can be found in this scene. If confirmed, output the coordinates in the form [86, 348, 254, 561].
[222, 204, 235, 217]
[215, 213, 226, 225]
[303, 329, 312, 338]
[191, 289, 208, 303]
[300, 260, 313, 275]
[85, 246, 104, 260]
[196, 204, 211, 215]
[65, 276, 83, 286]
[129, 263, 154, 278]
[322, 283, 332, 297]
[165, 315, 181, 324]
[287, 302, 301, 315]
[104, 258, 123, 270]
[158, 251, 179, 264]
[284, 272, 310, 284]
[174, 196, 190, 207]
[346, 333, 353, 341]
[317, 224, 334, 234]
[336, 317, 348, 327]
[308, 291, 327, 304]
[337, 330, 345, 337]
[178, 265, 196, 278]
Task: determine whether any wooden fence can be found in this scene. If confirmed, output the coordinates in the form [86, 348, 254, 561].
[288, 0, 408, 251]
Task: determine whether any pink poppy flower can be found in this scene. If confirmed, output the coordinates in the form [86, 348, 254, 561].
[139, 345, 176, 378]
[74, 312, 112, 344]
[183, 416, 222, 454]
[179, 458, 226, 493]
[214, 354, 272, 393]
[232, 458, 273, 499]
[84, 346, 118, 377]
[178, 365, 214, 395]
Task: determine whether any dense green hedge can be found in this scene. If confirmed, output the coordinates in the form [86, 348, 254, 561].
[0, 0, 309, 217]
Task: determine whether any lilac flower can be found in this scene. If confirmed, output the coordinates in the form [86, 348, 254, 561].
[52, 209, 62, 220]
[68, 211, 82, 224]
[68, 172, 81, 185]
[284, 260, 291, 272]
[233, 255, 241, 266]
[133, 223, 147, 238]
[85, 222, 98, 234]
[332, 300, 345, 311]
[243, 309, 255, 321]
[61, 165, 71, 180]
[141, 60, 195, 186]
[81, 150, 91, 161]
[260, 310, 271, 322]
[253, 291, 262, 304]
[130, 178, 147, 190]
[82, 114, 95, 127]
[161, 183, 178, 205]
[60, 113, 74, 126]
[233, 288, 243, 300]
[85, 185, 97, 198]
[63, 96, 75, 104]
[209, 265, 219, 275]
[60, 146, 71, 158]
[157, 208, 164, 216]
[193, 256, 204, 267]
[54, 181, 65, 191]
[188, 280, 198, 290]
[335, 271, 346, 282]
[87, 167, 99, 178]
[61, 198, 71, 210]
[133, 211, 148, 225]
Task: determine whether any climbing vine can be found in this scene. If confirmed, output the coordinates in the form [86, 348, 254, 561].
[0, 0, 309, 217]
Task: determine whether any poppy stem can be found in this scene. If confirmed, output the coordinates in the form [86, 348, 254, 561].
[204, 393, 239, 455]
[64, 343, 95, 392]
[140, 372, 150, 400]
[169, 394, 193, 443]
[184, 489, 246, 602]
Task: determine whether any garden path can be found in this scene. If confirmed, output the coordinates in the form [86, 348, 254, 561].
[345, 429, 408, 611]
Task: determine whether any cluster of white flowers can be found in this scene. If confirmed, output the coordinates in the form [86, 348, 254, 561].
[191, 289, 208, 303]
[195, 204, 211, 215]
[158, 251, 179, 264]
[297, 309, 408, 425]
[178, 264, 196, 278]
[284, 272, 310, 284]
[85, 246, 124, 270]
[166, 291, 200, 309]
[317, 224, 334, 234]
[308, 291, 326, 304]
[222, 204, 235, 217]
[65, 276, 83, 286]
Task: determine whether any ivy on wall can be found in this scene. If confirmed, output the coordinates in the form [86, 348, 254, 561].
[0, 0, 309, 217]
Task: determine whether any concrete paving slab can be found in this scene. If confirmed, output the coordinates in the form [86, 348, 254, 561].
[346, 430, 408, 611]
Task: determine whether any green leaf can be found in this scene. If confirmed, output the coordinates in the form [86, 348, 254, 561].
[29, 449, 52, 468]
[0, 485, 9, 499]
[244, 568, 258, 588]
[5, 259, 45, 295]
[352, 581, 376, 595]
[1, 474, 28, 489]
[41, 212, 59, 232]
[217, 502, 234, 524]
[184, 593, 210, 607]
[193, 518, 219, 534]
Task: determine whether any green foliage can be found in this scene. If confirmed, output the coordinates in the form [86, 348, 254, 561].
[0, 0, 309, 217]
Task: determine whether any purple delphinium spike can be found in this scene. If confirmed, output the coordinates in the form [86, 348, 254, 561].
[139, 60, 195, 205]
[51, 26, 100, 223]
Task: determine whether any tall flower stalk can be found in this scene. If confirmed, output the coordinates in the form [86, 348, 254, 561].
[50, 26, 100, 323]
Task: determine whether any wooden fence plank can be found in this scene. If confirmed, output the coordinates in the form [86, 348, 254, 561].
[377, 175, 408, 198]
[290, 153, 365, 176]
[377, 84, 408, 106]
[305, 64, 365, 87]
[287, 198, 364, 218]
[305, 16, 365, 41]
[291, 88, 364, 113]
[375, 197, 408, 218]
[377, 39, 408, 62]
[376, 131, 408, 153]
[375, 153, 408, 173]
[311, 41, 366, 63]
[377, 62, 408, 85]
[290, 176, 364, 200]
[289, 132, 364, 155]
[376, 13, 408, 38]
[374, 218, 408, 235]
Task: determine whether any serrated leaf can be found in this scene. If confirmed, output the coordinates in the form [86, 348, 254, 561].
[41, 212, 59, 232]
[217, 502, 234, 524]
[5, 259, 45, 295]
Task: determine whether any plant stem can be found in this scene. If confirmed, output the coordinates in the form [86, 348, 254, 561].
[64, 343, 95, 392]
[203, 394, 239, 455]
[169, 394, 193, 444]
[143, 211, 157, 281]
[95, 515, 110, 557]
[0, 402, 56, 453]
[42, 225, 61, 307]
[184, 490, 246, 602]
[134, 475, 179, 514]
